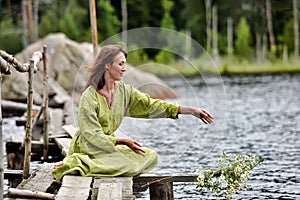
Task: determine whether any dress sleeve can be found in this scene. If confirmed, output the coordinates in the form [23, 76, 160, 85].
[77, 89, 117, 153]
[126, 84, 180, 119]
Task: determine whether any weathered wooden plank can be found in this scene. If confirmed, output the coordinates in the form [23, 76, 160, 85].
[4, 169, 23, 179]
[93, 177, 134, 200]
[62, 124, 78, 138]
[133, 174, 198, 200]
[17, 162, 55, 192]
[49, 109, 64, 136]
[133, 173, 198, 184]
[55, 186, 91, 200]
[54, 138, 72, 157]
[55, 175, 92, 200]
[97, 183, 122, 200]
[0, 99, 40, 117]
[61, 175, 93, 187]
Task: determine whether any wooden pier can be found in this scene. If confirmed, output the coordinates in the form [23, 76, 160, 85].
[6, 124, 198, 200]
[7, 162, 197, 200]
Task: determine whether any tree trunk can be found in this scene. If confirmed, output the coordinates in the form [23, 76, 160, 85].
[283, 45, 288, 64]
[27, 0, 34, 44]
[89, 0, 98, 57]
[227, 17, 233, 59]
[22, 0, 28, 47]
[205, 0, 212, 53]
[6, 0, 12, 21]
[212, 5, 219, 60]
[27, 0, 33, 44]
[256, 32, 262, 63]
[266, 0, 276, 54]
[185, 29, 191, 60]
[0, 73, 4, 199]
[293, 0, 299, 59]
[33, 0, 39, 41]
[121, 0, 128, 43]
[262, 33, 268, 61]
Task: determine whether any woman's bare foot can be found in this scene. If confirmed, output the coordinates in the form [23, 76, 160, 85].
[54, 161, 63, 169]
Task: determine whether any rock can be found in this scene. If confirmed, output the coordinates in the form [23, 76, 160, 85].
[2, 33, 177, 106]
[123, 66, 177, 99]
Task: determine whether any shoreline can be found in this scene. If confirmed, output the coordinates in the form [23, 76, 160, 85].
[139, 62, 300, 77]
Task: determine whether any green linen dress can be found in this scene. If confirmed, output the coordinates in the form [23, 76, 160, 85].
[52, 81, 179, 180]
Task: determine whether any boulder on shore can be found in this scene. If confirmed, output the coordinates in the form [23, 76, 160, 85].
[2, 33, 177, 107]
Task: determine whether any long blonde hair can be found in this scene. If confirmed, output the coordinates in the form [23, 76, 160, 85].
[86, 43, 128, 90]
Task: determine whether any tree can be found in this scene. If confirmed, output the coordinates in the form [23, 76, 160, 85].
[97, 0, 121, 42]
[121, 0, 127, 43]
[235, 17, 253, 61]
[293, 0, 299, 59]
[212, 5, 219, 59]
[227, 17, 233, 59]
[39, 0, 89, 42]
[205, 0, 212, 53]
[0, 17, 22, 54]
[155, 0, 176, 64]
[266, 0, 276, 55]
[179, 0, 206, 47]
[253, 0, 265, 63]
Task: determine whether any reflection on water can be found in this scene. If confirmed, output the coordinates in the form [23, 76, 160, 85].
[3, 74, 300, 199]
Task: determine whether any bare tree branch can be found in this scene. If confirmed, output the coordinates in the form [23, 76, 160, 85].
[0, 50, 42, 73]
[0, 56, 12, 75]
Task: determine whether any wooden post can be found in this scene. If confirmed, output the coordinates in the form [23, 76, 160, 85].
[149, 182, 174, 200]
[42, 45, 49, 161]
[23, 59, 34, 180]
[89, 0, 98, 57]
[0, 72, 4, 199]
[27, 0, 34, 44]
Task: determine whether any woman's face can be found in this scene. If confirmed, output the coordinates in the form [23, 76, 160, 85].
[106, 52, 126, 81]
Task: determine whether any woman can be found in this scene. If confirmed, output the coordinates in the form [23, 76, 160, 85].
[52, 43, 213, 180]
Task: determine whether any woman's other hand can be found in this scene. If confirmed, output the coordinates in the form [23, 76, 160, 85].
[117, 138, 145, 156]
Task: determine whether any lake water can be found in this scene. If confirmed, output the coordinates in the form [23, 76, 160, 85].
[119, 73, 300, 199]
[2, 73, 300, 199]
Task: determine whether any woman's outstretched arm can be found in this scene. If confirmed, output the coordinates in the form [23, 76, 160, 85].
[178, 106, 214, 124]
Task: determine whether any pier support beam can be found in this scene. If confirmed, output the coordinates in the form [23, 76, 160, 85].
[149, 182, 174, 200]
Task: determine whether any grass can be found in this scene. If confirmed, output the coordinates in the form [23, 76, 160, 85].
[136, 58, 300, 77]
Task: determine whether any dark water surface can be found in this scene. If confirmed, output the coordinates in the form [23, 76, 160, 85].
[3, 74, 300, 199]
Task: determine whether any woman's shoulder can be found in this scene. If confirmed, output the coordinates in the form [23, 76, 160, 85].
[80, 86, 97, 101]
[117, 81, 132, 91]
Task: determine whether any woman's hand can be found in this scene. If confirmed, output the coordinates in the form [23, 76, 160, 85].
[194, 109, 214, 124]
[179, 106, 214, 124]
[116, 138, 145, 156]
